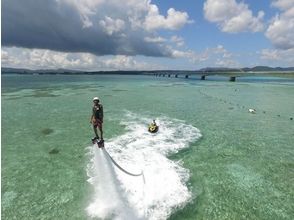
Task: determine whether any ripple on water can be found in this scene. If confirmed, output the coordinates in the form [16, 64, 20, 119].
[112, 89, 129, 92]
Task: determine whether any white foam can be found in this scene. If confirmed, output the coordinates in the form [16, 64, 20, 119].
[86, 112, 202, 219]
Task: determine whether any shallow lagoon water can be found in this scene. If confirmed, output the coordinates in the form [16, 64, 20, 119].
[2, 74, 294, 219]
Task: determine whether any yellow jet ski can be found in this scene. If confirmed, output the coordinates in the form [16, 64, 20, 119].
[148, 120, 159, 133]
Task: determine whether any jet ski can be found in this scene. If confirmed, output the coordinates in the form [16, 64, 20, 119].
[148, 120, 159, 133]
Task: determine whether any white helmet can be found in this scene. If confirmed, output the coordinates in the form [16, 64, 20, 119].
[93, 97, 99, 101]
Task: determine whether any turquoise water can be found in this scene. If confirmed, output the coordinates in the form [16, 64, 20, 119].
[2, 74, 294, 220]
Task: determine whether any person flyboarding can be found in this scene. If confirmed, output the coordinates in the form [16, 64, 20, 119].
[90, 97, 144, 177]
[90, 97, 104, 146]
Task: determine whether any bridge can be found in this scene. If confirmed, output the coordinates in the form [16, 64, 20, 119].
[153, 72, 239, 82]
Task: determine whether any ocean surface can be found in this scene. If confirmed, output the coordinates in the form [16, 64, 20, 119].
[2, 74, 294, 220]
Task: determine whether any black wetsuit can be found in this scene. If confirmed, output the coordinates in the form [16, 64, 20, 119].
[92, 104, 103, 120]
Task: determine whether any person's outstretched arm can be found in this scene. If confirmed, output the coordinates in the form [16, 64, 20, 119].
[90, 108, 94, 123]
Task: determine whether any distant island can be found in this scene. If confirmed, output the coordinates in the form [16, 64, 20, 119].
[2, 66, 294, 77]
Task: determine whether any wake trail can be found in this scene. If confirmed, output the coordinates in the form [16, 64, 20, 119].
[86, 112, 202, 220]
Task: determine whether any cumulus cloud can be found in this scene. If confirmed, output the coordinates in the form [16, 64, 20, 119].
[260, 49, 280, 60]
[99, 16, 125, 35]
[101, 55, 153, 70]
[272, 0, 294, 11]
[144, 36, 167, 43]
[190, 45, 233, 62]
[259, 48, 294, 64]
[167, 44, 239, 67]
[170, 49, 195, 59]
[170, 36, 185, 47]
[199, 46, 237, 67]
[144, 6, 193, 31]
[61, 0, 105, 28]
[265, 0, 294, 49]
[2, 0, 191, 57]
[204, 0, 264, 33]
[215, 58, 239, 67]
[1, 47, 165, 71]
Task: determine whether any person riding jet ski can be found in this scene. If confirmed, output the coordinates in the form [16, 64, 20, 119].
[148, 119, 159, 133]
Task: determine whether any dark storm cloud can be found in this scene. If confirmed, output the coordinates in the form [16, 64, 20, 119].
[2, 0, 171, 57]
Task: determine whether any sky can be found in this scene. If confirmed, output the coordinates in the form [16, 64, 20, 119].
[1, 0, 294, 71]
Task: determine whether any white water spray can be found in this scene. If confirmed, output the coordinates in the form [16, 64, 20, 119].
[86, 147, 141, 219]
[86, 113, 202, 219]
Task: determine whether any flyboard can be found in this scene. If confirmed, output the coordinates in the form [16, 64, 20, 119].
[92, 138, 104, 148]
